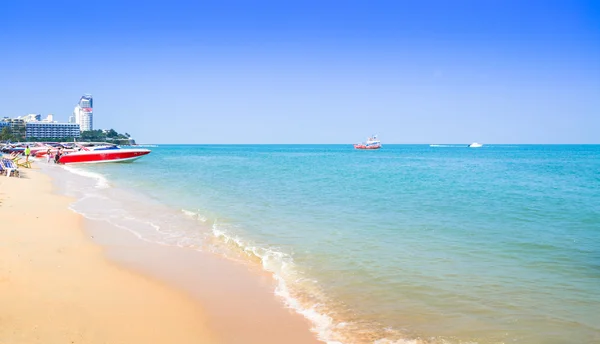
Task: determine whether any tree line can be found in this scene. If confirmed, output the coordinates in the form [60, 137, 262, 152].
[80, 129, 131, 141]
[1, 126, 133, 144]
[0, 126, 23, 142]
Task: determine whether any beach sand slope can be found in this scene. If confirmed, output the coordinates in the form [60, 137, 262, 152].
[0, 170, 218, 344]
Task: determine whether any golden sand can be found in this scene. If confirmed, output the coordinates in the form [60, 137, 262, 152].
[0, 169, 217, 343]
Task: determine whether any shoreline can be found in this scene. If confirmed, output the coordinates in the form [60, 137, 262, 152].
[0, 164, 323, 344]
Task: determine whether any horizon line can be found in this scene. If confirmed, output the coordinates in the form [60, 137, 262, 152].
[134, 143, 600, 145]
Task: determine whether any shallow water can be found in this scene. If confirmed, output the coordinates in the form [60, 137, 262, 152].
[42, 144, 600, 344]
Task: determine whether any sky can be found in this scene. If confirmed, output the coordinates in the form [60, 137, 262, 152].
[0, 0, 599, 144]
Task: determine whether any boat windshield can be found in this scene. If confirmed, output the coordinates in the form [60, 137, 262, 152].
[93, 146, 120, 151]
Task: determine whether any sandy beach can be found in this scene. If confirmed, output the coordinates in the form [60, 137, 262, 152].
[0, 166, 322, 344]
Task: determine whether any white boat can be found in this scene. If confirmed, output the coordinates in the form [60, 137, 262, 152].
[469, 142, 483, 148]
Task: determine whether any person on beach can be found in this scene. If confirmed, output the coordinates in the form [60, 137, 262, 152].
[46, 148, 52, 163]
[24, 145, 31, 162]
[54, 148, 62, 164]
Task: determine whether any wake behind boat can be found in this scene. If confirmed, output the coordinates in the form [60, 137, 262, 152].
[354, 135, 381, 150]
[58, 143, 151, 164]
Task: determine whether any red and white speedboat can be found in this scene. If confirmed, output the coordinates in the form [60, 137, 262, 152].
[58, 144, 151, 164]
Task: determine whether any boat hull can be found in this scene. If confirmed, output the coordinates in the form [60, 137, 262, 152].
[354, 144, 381, 150]
[58, 149, 151, 164]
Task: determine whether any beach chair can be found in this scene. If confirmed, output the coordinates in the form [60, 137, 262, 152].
[9, 152, 20, 159]
[1, 159, 11, 176]
[9, 152, 31, 168]
[0, 159, 19, 177]
[9, 153, 32, 168]
[15, 158, 32, 169]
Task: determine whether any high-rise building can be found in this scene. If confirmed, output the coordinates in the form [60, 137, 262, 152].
[73, 94, 93, 131]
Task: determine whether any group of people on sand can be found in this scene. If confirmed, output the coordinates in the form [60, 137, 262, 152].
[45, 147, 64, 164]
[6, 145, 66, 165]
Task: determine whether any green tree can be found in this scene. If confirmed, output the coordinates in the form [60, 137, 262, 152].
[80, 130, 107, 142]
[1, 126, 12, 141]
[106, 128, 119, 138]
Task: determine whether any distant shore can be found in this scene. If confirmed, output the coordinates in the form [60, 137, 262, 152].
[0, 164, 322, 344]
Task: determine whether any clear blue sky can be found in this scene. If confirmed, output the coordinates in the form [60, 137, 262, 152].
[1, 0, 598, 143]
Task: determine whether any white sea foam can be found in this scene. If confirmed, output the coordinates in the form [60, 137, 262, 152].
[123, 215, 162, 232]
[67, 203, 173, 246]
[181, 209, 208, 222]
[208, 221, 347, 344]
[62, 165, 110, 189]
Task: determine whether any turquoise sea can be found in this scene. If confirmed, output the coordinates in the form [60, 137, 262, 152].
[47, 145, 600, 344]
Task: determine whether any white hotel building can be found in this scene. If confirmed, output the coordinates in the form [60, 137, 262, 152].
[71, 94, 93, 131]
[22, 114, 81, 139]
[26, 122, 81, 139]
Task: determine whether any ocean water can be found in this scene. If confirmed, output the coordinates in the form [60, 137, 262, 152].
[43, 145, 600, 344]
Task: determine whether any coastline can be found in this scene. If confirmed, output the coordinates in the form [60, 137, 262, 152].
[0, 165, 323, 344]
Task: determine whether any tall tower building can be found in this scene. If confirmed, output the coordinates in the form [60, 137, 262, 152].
[73, 94, 93, 131]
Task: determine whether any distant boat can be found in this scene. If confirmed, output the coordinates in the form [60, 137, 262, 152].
[469, 142, 483, 148]
[354, 135, 381, 150]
